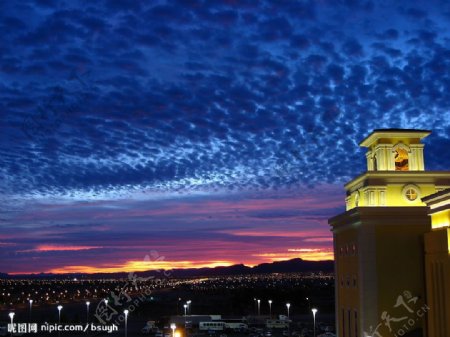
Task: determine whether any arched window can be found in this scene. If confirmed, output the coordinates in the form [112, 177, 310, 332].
[394, 147, 409, 171]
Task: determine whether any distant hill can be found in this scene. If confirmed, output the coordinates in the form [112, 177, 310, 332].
[1, 258, 333, 279]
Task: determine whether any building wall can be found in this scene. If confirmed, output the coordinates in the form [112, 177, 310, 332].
[334, 226, 360, 337]
[331, 207, 430, 337]
[346, 180, 448, 210]
[424, 228, 450, 337]
[374, 222, 429, 337]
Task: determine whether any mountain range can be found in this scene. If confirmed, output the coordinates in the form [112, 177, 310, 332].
[1, 258, 334, 279]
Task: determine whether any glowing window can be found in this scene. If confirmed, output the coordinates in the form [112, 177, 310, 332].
[405, 188, 418, 201]
[394, 148, 409, 171]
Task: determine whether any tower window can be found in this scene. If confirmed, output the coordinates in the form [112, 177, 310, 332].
[394, 148, 409, 171]
[405, 188, 418, 201]
[402, 184, 420, 202]
[348, 309, 352, 337]
[342, 308, 345, 337]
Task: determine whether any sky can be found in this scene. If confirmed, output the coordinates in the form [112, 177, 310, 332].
[1, 0, 450, 274]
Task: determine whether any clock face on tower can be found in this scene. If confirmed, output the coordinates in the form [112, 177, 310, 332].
[395, 148, 409, 171]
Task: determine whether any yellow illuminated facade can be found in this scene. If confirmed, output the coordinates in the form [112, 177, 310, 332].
[329, 129, 450, 337]
[422, 190, 450, 337]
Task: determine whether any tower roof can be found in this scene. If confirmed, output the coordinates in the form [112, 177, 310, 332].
[359, 129, 431, 147]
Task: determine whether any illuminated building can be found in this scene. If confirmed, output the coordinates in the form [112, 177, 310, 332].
[329, 129, 450, 337]
[422, 189, 450, 337]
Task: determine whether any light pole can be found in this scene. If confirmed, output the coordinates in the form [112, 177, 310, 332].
[29, 299, 33, 322]
[86, 301, 90, 323]
[9, 312, 14, 337]
[286, 303, 290, 319]
[57, 305, 63, 337]
[184, 304, 187, 328]
[105, 299, 108, 306]
[124, 310, 129, 337]
[312, 308, 318, 337]
[170, 323, 176, 337]
[257, 299, 260, 316]
[187, 300, 191, 315]
[57, 305, 63, 322]
[268, 300, 272, 318]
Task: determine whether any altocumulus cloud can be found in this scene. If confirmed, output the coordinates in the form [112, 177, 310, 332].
[1, 0, 450, 273]
[1, 0, 450, 200]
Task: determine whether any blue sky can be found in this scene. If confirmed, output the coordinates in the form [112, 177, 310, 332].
[0, 0, 450, 274]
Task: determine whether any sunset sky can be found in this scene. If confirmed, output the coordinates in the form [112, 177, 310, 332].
[1, 0, 450, 274]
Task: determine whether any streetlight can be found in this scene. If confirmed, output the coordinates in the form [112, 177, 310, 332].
[286, 303, 291, 319]
[268, 300, 272, 318]
[29, 299, 33, 322]
[257, 299, 261, 316]
[104, 299, 109, 306]
[8, 312, 14, 337]
[124, 310, 129, 337]
[183, 304, 187, 328]
[187, 300, 191, 315]
[306, 297, 311, 309]
[170, 323, 176, 337]
[311, 308, 318, 337]
[57, 305, 63, 337]
[86, 301, 90, 323]
[57, 305, 63, 322]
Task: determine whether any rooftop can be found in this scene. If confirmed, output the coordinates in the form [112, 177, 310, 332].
[360, 129, 431, 147]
